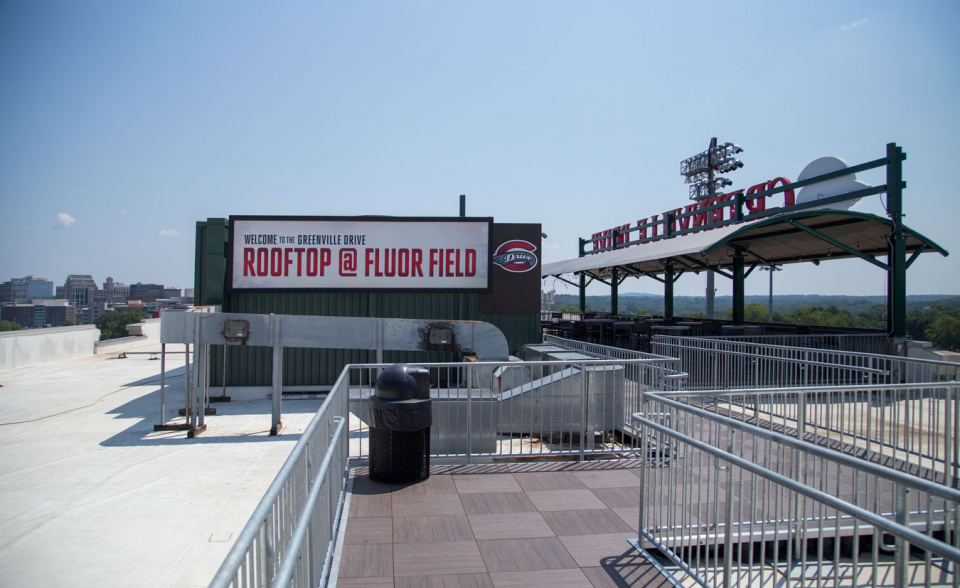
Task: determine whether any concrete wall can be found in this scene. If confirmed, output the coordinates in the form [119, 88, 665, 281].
[93, 319, 163, 355]
[0, 319, 163, 369]
[0, 325, 100, 370]
[906, 339, 960, 364]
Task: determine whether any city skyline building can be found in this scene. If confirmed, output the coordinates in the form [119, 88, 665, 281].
[1, 299, 76, 328]
[0, 276, 54, 303]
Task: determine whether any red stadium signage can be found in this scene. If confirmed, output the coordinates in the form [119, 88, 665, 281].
[591, 177, 795, 251]
[230, 217, 491, 291]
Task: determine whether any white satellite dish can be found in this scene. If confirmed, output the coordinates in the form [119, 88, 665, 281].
[795, 156, 869, 210]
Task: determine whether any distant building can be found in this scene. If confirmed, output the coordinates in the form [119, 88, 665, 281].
[95, 277, 129, 304]
[129, 283, 165, 300]
[57, 275, 97, 309]
[1, 276, 54, 303]
[163, 287, 182, 300]
[1, 300, 76, 328]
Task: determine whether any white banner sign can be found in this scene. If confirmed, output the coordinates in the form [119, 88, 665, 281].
[230, 217, 491, 291]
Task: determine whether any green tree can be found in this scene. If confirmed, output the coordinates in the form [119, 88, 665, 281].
[95, 309, 147, 341]
[926, 315, 960, 352]
[0, 320, 23, 332]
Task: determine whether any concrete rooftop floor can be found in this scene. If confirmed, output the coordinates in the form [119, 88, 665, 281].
[0, 342, 324, 588]
[0, 342, 676, 588]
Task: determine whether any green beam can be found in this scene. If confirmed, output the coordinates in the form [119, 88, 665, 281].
[579, 274, 586, 312]
[611, 267, 619, 315]
[887, 143, 907, 337]
[788, 220, 889, 271]
[664, 260, 674, 319]
[733, 250, 745, 324]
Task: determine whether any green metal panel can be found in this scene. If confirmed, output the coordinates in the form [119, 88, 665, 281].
[194, 218, 229, 306]
[199, 218, 540, 388]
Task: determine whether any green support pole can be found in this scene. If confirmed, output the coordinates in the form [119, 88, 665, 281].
[664, 260, 674, 319]
[579, 275, 586, 313]
[578, 238, 587, 313]
[886, 143, 907, 337]
[733, 250, 745, 324]
[611, 268, 619, 316]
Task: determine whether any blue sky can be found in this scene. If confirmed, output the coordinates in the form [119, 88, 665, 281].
[1, 1, 957, 299]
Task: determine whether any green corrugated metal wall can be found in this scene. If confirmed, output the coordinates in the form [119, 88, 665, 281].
[196, 219, 541, 388]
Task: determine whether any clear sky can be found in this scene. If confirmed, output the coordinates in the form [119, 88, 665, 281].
[1, 1, 957, 300]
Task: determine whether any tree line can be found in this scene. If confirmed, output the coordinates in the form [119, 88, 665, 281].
[551, 294, 960, 351]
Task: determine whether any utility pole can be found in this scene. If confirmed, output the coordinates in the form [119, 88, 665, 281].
[681, 138, 744, 319]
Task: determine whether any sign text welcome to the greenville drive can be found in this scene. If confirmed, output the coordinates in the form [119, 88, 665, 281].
[230, 217, 491, 291]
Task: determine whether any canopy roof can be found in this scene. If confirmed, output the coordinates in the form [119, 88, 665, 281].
[541, 210, 948, 281]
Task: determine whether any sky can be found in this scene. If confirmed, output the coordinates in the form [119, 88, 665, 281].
[1, 1, 958, 300]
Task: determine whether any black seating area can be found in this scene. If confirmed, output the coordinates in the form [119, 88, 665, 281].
[540, 312, 730, 352]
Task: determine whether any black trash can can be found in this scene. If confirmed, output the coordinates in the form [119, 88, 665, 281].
[368, 364, 431, 483]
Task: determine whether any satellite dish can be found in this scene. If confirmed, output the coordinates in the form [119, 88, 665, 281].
[795, 156, 869, 210]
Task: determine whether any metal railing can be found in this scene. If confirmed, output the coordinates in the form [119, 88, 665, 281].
[209, 369, 350, 588]
[345, 357, 687, 462]
[633, 394, 960, 587]
[657, 383, 960, 486]
[706, 332, 896, 356]
[543, 333, 678, 364]
[653, 335, 960, 390]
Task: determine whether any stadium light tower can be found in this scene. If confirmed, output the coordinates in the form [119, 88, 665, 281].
[681, 138, 744, 319]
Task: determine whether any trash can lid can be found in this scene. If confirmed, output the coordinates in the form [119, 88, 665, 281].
[375, 363, 430, 400]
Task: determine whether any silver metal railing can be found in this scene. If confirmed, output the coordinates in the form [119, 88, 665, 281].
[656, 383, 960, 486]
[209, 369, 350, 588]
[708, 332, 896, 356]
[633, 395, 960, 587]
[652, 335, 960, 390]
[543, 333, 679, 363]
[345, 357, 687, 462]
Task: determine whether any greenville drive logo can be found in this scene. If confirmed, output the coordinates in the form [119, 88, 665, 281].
[492, 240, 538, 273]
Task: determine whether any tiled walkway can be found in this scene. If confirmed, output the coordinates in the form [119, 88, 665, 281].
[335, 461, 675, 587]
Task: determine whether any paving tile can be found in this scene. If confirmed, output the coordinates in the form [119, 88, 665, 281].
[349, 494, 392, 518]
[337, 577, 394, 586]
[395, 573, 493, 587]
[541, 508, 634, 536]
[590, 485, 640, 508]
[392, 474, 459, 495]
[489, 568, 593, 588]
[344, 516, 393, 544]
[557, 533, 637, 569]
[453, 473, 523, 493]
[573, 470, 643, 489]
[393, 515, 475, 543]
[337, 543, 393, 578]
[580, 551, 674, 587]
[513, 471, 587, 492]
[392, 493, 465, 517]
[393, 541, 487, 576]
[351, 473, 396, 495]
[526, 489, 607, 512]
[460, 491, 538, 515]
[477, 537, 578, 573]
[468, 512, 555, 540]
[611, 507, 639, 532]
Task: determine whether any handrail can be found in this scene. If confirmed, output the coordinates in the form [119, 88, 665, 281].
[633, 411, 960, 565]
[274, 416, 347, 588]
[643, 393, 960, 502]
[209, 366, 352, 588]
[656, 334, 960, 369]
[654, 339, 892, 374]
[654, 380, 960, 399]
